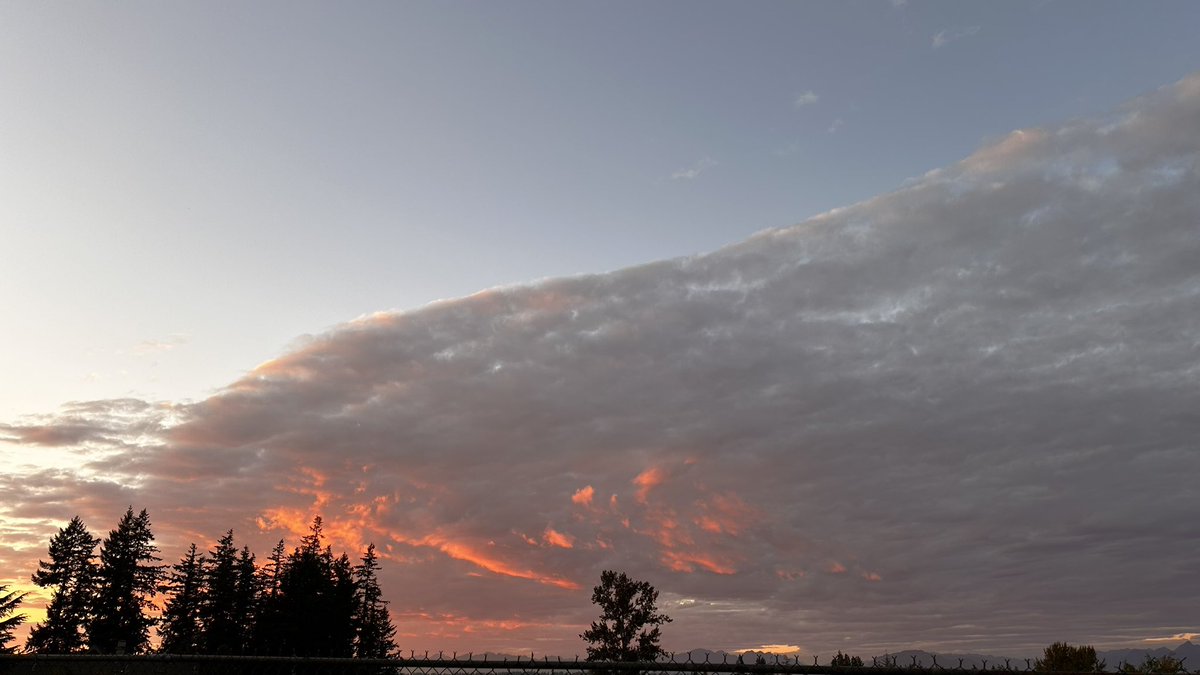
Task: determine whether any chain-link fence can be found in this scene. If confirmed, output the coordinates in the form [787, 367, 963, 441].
[1, 654, 1180, 675]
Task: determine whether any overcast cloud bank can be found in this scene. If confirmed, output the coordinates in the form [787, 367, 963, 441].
[3, 73, 1199, 657]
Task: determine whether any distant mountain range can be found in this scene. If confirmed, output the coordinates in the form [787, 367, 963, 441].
[1098, 642, 1199, 670]
[401, 643, 1198, 668]
[676, 643, 1199, 669]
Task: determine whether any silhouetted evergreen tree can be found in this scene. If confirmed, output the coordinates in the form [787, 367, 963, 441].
[269, 517, 355, 656]
[26, 516, 99, 653]
[252, 540, 287, 654]
[158, 543, 204, 654]
[261, 539, 286, 600]
[352, 543, 396, 658]
[329, 552, 357, 658]
[0, 585, 26, 654]
[200, 530, 243, 653]
[87, 507, 163, 654]
[233, 546, 259, 650]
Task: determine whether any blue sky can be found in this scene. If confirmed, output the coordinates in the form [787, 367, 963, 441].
[3, 2, 1200, 656]
[3, 2, 1199, 418]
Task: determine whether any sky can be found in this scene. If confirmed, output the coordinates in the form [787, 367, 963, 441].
[2, 0, 1200, 659]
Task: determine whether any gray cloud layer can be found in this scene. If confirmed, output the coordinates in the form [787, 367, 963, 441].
[3, 74, 1199, 657]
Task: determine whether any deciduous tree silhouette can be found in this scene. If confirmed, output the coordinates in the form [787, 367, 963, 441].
[1119, 655, 1188, 674]
[831, 652, 864, 668]
[1035, 642, 1106, 673]
[0, 584, 26, 654]
[580, 570, 672, 662]
[26, 515, 98, 653]
[87, 507, 163, 654]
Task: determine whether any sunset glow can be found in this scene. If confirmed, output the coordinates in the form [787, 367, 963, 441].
[3, 1, 1200, 659]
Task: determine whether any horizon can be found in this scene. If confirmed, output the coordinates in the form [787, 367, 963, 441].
[3, 1, 1200, 659]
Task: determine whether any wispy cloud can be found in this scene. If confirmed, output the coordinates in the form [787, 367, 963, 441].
[1145, 633, 1200, 643]
[932, 25, 980, 48]
[130, 333, 189, 355]
[793, 90, 820, 108]
[736, 645, 802, 655]
[671, 157, 717, 180]
[4, 72, 1200, 657]
[772, 142, 801, 157]
[827, 118, 845, 134]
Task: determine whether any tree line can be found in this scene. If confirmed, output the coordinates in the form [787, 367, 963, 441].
[0, 508, 395, 657]
[1, 531, 1192, 673]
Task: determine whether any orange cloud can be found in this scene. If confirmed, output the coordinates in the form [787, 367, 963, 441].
[736, 644, 802, 655]
[863, 572, 882, 582]
[663, 550, 736, 575]
[829, 561, 847, 574]
[571, 485, 594, 506]
[274, 466, 336, 513]
[634, 503, 739, 575]
[694, 493, 756, 536]
[543, 527, 574, 549]
[1145, 633, 1200, 643]
[256, 505, 375, 555]
[391, 610, 569, 637]
[633, 466, 666, 503]
[396, 533, 580, 590]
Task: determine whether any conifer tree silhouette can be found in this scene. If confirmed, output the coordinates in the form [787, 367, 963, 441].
[158, 543, 204, 654]
[269, 517, 355, 656]
[252, 540, 288, 654]
[233, 545, 260, 651]
[352, 543, 397, 658]
[0, 584, 26, 654]
[26, 516, 98, 653]
[201, 530, 243, 654]
[88, 507, 163, 654]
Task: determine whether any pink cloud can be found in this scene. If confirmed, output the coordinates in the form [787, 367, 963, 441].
[633, 466, 666, 504]
[543, 528, 575, 549]
[571, 485, 594, 507]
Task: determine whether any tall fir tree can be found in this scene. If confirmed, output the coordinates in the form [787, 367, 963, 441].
[87, 507, 163, 654]
[0, 585, 26, 654]
[200, 530, 242, 654]
[269, 517, 355, 656]
[262, 539, 286, 600]
[329, 552, 357, 658]
[252, 540, 287, 654]
[352, 543, 396, 658]
[232, 546, 259, 651]
[158, 543, 204, 654]
[26, 515, 99, 653]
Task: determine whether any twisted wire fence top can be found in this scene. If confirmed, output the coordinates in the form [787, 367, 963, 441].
[0, 653, 1188, 675]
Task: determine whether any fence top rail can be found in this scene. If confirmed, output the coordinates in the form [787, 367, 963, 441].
[0, 654, 1140, 675]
